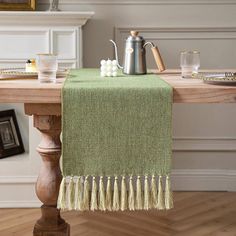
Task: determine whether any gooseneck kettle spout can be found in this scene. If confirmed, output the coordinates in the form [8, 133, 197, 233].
[110, 40, 123, 69]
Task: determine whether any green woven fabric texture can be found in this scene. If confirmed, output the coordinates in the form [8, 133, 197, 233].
[62, 69, 172, 177]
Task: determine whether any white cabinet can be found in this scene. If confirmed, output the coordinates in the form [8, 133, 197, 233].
[0, 11, 94, 69]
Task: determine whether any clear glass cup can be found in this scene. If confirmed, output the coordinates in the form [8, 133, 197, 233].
[180, 51, 200, 78]
[37, 54, 58, 83]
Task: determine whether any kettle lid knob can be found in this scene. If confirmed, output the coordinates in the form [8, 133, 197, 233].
[130, 31, 139, 37]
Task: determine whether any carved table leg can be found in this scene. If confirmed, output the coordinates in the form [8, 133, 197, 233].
[32, 115, 70, 236]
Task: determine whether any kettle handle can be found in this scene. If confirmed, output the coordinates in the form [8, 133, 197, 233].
[151, 46, 165, 72]
[144, 42, 166, 72]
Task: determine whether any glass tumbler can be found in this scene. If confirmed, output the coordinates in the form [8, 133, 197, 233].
[180, 51, 200, 78]
[37, 54, 58, 83]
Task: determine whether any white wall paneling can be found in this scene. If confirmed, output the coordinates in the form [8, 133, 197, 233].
[115, 27, 236, 69]
[173, 137, 236, 152]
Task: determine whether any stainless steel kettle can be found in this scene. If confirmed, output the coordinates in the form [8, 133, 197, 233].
[110, 31, 165, 75]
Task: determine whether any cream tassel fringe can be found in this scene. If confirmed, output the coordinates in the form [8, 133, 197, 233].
[58, 174, 173, 212]
[112, 176, 120, 211]
[75, 177, 83, 211]
[151, 175, 158, 209]
[121, 176, 127, 211]
[165, 176, 174, 210]
[144, 176, 150, 210]
[90, 176, 98, 211]
[99, 176, 106, 211]
[57, 177, 66, 210]
[157, 176, 165, 210]
[128, 176, 135, 210]
[136, 176, 143, 210]
[83, 176, 90, 210]
[106, 177, 112, 211]
[68, 177, 75, 210]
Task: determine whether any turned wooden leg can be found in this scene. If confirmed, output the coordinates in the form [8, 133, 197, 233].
[32, 114, 70, 236]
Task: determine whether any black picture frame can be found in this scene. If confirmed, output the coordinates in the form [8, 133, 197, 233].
[0, 109, 24, 159]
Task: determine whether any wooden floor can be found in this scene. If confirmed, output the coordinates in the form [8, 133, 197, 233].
[1, 192, 236, 236]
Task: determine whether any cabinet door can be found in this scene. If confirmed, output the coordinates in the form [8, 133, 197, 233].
[0, 30, 49, 60]
[52, 29, 77, 60]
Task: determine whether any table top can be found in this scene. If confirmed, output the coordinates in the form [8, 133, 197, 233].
[1, 70, 236, 104]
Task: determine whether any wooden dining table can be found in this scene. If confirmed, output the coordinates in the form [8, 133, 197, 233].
[0, 71, 236, 236]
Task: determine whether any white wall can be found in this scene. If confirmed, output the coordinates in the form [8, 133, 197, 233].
[1, 0, 236, 207]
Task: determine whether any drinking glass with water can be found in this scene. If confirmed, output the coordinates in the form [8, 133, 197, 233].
[37, 54, 58, 83]
[180, 51, 200, 78]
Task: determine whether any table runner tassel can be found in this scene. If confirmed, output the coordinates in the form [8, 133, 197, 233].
[68, 177, 75, 210]
[57, 177, 66, 210]
[165, 175, 174, 210]
[144, 175, 150, 210]
[121, 176, 127, 211]
[99, 176, 106, 211]
[151, 175, 158, 209]
[75, 177, 83, 211]
[91, 176, 98, 211]
[112, 176, 120, 211]
[83, 176, 90, 211]
[157, 176, 165, 210]
[128, 176, 135, 210]
[106, 177, 112, 211]
[136, 176, 143, 210]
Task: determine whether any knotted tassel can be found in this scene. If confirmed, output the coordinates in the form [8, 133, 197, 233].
[121, 176, 127, 211]
[68, 177, 75, 210]
[157, 176, 165, 210]
[151, 175, 158, 209]
[112, 176, 120, 211]
[90, 176, 98, 211]
[106, 176, 112, 211]
[144, 176, 150, 210]
[128, 176, 135, 210]
[83, 176, 90, 211]
[74, 177, 83, 211]
[57, 177, 66, 210]
[136, 176, 143, 210]
[99, 176, 106, 211]
[165, 175, 174, 210]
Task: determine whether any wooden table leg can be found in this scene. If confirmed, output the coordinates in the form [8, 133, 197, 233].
[32, 114, 70, 236]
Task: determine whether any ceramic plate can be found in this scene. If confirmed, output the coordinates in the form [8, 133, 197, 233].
[0, 67, 68, 79]
[203, 74, 236, 86]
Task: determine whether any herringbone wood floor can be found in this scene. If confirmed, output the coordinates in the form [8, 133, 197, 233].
[1, 192, 236, 236]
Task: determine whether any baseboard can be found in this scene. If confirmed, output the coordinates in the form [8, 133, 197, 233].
[171, 169, 236, 192]
[0, 169, 235, 207]
[0, 201, 41, 208]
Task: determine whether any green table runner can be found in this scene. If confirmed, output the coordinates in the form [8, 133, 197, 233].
[58, 69, 173, 211]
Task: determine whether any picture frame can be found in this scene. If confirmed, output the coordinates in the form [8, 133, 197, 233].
[0, 109, 24, 159]
[0, 0, 35, 11]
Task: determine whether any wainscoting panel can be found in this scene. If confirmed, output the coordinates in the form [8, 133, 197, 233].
[115, 27, 236, 69]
